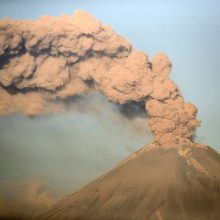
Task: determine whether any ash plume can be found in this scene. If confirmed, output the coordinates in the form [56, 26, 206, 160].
[0, 10, 201, 147]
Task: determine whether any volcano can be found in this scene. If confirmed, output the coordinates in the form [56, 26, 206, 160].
[41, 144, 220, 220]
[1, 10, 220, 220]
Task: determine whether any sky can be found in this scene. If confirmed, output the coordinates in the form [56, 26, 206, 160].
[0, 0, 220, 215]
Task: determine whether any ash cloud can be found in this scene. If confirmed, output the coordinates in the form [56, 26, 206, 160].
[0, 178, 58, 219]
[0, 10, 201, 147]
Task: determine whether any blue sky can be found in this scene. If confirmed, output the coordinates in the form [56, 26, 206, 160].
[0, 0, 220, 195]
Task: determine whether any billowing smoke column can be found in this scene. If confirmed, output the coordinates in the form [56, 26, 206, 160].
[0, 10, 201, 147]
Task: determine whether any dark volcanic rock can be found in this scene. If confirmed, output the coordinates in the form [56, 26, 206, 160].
[41, 145, 220, 220]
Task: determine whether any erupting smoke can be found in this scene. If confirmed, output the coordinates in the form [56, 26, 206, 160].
[0, 10, 201, 147]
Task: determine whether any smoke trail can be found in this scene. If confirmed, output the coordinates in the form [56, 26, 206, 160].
[0, 10, 201, 147]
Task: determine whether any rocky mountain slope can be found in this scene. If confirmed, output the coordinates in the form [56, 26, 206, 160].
[41, 144, 220, 220]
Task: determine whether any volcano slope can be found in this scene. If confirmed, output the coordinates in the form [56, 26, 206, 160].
[41, 144, 220, 220]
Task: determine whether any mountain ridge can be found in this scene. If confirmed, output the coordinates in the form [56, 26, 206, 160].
[41, 144, 220, 220]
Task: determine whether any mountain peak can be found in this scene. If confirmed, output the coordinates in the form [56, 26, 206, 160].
[41, 145, 220, 220]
